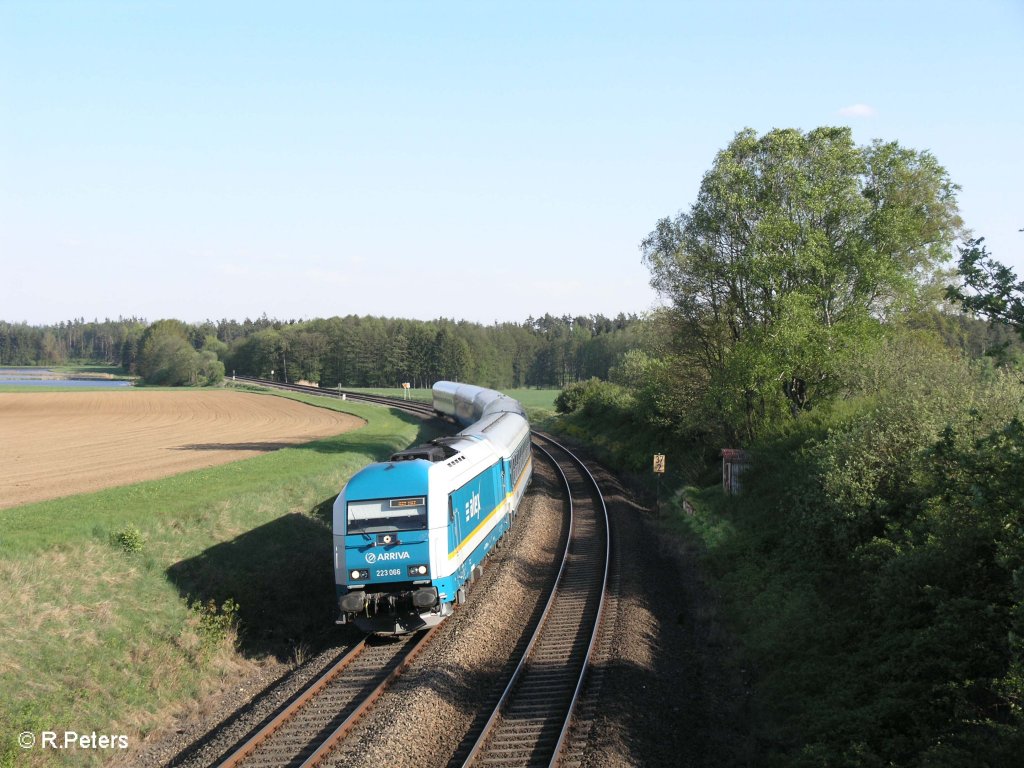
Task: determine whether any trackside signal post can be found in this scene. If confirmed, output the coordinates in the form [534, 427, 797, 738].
[653, 453, 666, 515]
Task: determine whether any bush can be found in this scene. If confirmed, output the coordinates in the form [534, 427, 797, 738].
[706, 344, 1024, 766]
[136, 319, 225, 386]
[109, 525, 145, 554]
[554, 377, 608, 414]
[190, 598, 240, 651]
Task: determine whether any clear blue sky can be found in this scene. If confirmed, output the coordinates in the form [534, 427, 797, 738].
[2, 1, 1022, 325]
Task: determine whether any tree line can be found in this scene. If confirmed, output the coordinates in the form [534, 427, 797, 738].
[0, 312, 641, 389]
[0, 317, 147, 369]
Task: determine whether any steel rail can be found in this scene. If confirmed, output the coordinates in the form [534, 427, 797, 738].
[216, 639, 368, 768]
[300, 624, 440, 767]
[231, 376, 436, 416]
[460, 433, 609, 768]
[215, 629, 437, 767]
[457, 439, 576, 767]
[538, 433, 611, 767]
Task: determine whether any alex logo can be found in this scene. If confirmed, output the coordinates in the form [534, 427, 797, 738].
[364, 550, 410, 564]
[464, 490, 482, 524]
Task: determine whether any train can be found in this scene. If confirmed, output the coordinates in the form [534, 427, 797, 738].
[332, 382, 533, 634]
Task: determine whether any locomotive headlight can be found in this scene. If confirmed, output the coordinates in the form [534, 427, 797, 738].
[407, 564, 428, 577]
[349, 569, 369, 581]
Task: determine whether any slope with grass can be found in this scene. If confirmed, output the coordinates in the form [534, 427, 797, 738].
[0, 392, 441, 767]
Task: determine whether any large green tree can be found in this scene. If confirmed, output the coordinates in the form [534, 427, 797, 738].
[137, 319, 223, 386]
[642, 126, 962, 441]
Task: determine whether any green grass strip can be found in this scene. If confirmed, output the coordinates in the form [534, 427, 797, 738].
[0, 390, 439, 767]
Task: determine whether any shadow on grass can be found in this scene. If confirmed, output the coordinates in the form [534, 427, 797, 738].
[254, 409, 450, 462]
[176, 410, 439, 457]
[166, 512, 347, 661]
[311, 494, 337, 527]
[164, 414, 449, 661]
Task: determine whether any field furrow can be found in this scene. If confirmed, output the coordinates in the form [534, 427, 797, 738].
[0, 390, 364, 509]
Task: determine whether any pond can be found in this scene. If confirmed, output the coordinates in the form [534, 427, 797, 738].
[0, 368, 134, 388]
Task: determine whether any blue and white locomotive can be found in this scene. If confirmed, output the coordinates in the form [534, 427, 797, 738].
[333, 382, 532, 634]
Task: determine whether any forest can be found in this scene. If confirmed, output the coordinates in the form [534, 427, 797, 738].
[0, 312, 640, 389]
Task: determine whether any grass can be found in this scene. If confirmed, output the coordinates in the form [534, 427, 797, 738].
[660, 484, 736, 552]
[0, 390, 440, 767]
[500, 388, 559, 417]
[328, 385, 560, 420]
[336, 386, 433, 402]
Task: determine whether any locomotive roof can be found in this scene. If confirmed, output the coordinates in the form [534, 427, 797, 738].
[391, 435, 477, 463]
[344, 460, 431, 500]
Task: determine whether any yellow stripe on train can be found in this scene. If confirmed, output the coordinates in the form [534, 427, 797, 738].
[447, 457, 532, 561]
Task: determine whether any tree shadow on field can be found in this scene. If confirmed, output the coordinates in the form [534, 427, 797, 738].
[173, 414, 443, 459]
[166, 513, 355, 660]
[292, 409, 448, 456]
[175, 442, 296, 452]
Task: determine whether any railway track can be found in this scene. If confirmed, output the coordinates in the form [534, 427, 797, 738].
[215, 377, 610, 767]
[454, 433, 609, 768]
[216, 630, 435, 767]
[231, 376, 436, 417]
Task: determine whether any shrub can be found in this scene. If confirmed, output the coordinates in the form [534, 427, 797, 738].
[708, 343, 1024, 766]
[190, 598, 240, 650]
[554, 377, 607, 414]
[109, 525, 145, 554]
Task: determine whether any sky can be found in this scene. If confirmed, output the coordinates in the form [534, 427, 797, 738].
[2, 1, 1022, 326]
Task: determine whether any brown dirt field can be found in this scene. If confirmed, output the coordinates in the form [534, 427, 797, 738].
[0, 390, 364, 510]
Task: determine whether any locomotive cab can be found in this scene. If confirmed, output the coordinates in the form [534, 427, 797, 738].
[333, 460, 446, 634]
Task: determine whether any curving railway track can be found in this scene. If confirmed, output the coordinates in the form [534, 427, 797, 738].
[231, 376, 437, 418]
[211, 377, 610, 767]
[455, 434, 608, 768]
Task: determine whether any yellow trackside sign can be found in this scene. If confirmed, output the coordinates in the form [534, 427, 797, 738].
[653, 454, 666, 474]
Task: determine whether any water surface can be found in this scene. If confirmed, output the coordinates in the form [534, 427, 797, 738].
[0, 368, 133, 388]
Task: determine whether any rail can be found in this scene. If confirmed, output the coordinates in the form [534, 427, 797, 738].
[459, 432, 609, 768]
[215, 628, 437, 767]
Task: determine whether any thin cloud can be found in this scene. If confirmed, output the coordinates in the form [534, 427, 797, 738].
[838, 103, 877, 118]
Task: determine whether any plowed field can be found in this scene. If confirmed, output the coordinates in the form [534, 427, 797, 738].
[0, 390, 364, 509]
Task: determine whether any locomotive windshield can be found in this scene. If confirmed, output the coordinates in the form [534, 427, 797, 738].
[347, 497, 427, 534]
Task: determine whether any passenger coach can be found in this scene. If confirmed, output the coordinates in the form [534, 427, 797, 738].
[333, 382, 532, 634]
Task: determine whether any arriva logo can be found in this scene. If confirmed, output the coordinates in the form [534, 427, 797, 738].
[364, 550, 411, 565]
